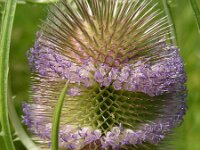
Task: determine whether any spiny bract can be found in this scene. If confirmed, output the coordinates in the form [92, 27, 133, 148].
[23, 0, 187, 149]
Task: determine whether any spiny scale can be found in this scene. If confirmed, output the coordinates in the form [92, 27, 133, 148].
[40, 0, 170, 67]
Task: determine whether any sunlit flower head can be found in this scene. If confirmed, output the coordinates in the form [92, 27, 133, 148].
[23, 0, 187, 149]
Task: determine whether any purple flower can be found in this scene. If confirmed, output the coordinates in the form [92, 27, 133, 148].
[67, 87, 81, 96]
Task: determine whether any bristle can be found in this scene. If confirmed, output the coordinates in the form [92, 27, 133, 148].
[39, 0, 171, 67]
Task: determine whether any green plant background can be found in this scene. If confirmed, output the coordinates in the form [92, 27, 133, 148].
[0, 0, 200, 149]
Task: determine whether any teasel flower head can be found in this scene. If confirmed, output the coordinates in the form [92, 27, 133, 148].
[23, 0, 187, 149]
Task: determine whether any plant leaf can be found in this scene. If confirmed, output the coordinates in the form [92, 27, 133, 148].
[162, 0, 177, 45]
[51, 81, 69, 150]
[0, 0, 17, 149]
[190, 0, 200, 32]
[8, 94, 40, 150]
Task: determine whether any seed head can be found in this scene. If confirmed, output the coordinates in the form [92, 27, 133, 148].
[24, 0, 187, 149]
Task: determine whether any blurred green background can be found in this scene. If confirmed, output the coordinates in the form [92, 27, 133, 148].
[0, 0, 200, 149]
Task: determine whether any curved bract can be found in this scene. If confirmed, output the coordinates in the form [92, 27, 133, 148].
[23, 0, 187, 149]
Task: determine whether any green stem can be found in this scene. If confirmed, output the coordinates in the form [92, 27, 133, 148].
[8, 93, 40, 150]
[51, 81, 69, 150]
[162, 0, 177, 45]
[0, 0, 17, 150]
[190, 0, 200, 32]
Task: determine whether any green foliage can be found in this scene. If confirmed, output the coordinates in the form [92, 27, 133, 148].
[51, 81, 69, 150]
[0, 0, 17, 149]
[190, 0, 200, 32]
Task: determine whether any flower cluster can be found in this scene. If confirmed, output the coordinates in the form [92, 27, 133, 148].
[23, 0, 187, 149]
[27, 34, 186, 97]
[23, 98, 186, 149]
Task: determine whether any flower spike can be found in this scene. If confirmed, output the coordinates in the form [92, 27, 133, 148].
[24, 0, 187, 149]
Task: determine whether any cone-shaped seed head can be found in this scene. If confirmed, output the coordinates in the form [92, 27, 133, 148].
[23, 0, 187, 149]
